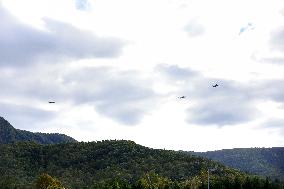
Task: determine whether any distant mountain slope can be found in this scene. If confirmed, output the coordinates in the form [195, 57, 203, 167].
[194, 148, 284, 180]
[0, 140, 248, 188]
[0, 116, 77, 144]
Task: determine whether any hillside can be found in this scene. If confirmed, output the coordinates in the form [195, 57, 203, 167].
[0, 140, 255, 189]
[0, 116, 77, 144]
[194, 148, 284, 181]
[0, 116, 283, 188]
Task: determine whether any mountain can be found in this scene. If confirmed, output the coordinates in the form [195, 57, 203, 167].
[193, 147, 284, 181]
[0, 116, 77, 144]
[0, 140, 254, 189]
[0, 116, 283, 188]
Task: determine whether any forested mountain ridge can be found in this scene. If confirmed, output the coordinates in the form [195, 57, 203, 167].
[1, 116, 283, 188]
[0, 116, 77, 144]
[193, 147, 284, 181]
[0, 140, 255, 189]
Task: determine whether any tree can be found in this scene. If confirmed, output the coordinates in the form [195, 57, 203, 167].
[35, 173, 64, 189]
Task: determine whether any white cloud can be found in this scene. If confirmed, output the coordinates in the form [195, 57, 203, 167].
[184, 18, 205, 37]
[1, 0, 284, 151]
[0, 6, 125, 67]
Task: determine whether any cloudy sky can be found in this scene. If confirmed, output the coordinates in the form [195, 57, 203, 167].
[1, 0, 284, 151]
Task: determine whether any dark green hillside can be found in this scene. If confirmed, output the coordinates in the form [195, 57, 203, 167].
[0, 116, 77, 144]
[194, 147, 284, 180]
[0, 140, 249, 188]
[0, 117, 283, 188]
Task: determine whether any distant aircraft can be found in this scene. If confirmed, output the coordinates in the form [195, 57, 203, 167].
[178, 96, 186, 99]
[48, 101, 55, 103]
[212, 84, 218, 87]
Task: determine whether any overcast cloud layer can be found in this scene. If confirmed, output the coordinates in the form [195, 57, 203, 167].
[156, 64, 284, 126]
[0, 65, 159, 126]
[0, 6, 124, 67]
[0, 0, 284, 151]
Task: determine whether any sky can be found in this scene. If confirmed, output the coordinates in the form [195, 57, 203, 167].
[1, 0, 284, 152]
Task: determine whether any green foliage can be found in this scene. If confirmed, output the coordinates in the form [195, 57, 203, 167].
[0, 116, 283, 189]
[0, 140, 283, 188]
[0, 116, 77, 144]
[0, 176, 17, 189]
[194, 147, 284, 180]
[35, 173, 64, 189]
[91, 173, 283, 189]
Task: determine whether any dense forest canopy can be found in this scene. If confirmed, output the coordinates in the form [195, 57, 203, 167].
[193, 147, 284, 181]
[0, 140, 283, 189]
[0, 116, 283, 188]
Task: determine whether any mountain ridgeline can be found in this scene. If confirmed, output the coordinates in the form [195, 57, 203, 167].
[193, 147, 284, 181]
[0, 140, 263, 189]
[0, 116, 283, 188]
[0, 116, 77, 144]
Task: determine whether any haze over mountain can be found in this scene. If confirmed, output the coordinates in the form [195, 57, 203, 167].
[193, 148, 284, 181]
[0, 116, 77, 144]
